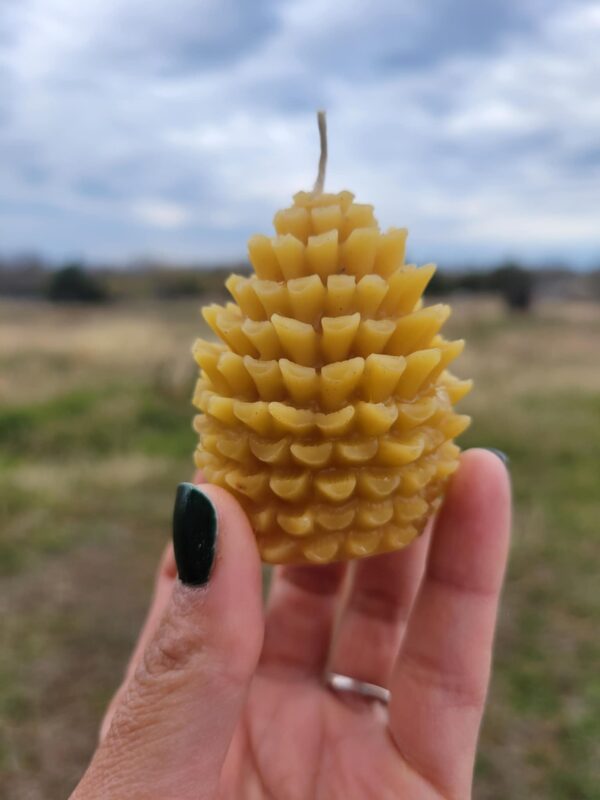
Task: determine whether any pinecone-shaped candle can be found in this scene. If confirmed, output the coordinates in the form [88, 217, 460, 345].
[193, 116, 472, 565]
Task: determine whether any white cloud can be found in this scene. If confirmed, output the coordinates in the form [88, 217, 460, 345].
[132, 200, 191, 229]
[447, 102, 540, 136]
[0, 0, 599, 265]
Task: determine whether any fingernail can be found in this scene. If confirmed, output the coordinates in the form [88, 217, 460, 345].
[485, 448, 509, 466]
[172, 483, 218, 586]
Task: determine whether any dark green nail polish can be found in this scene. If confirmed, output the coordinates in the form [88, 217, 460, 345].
[173, 483, 218, 586]
[485, 448, 509, 466]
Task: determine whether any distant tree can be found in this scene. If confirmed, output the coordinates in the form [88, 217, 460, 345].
[490, 262, 534, 311]
[155, 274, 204, 299]
[587, 269, 600, 301]
[427, 270, 456, 296]
[46, 263, 109, 303]
[456, 271, 490, 293]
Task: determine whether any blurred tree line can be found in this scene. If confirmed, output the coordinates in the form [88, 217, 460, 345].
[0, 255, 598, 310]
[427, 262, 534, 310]
[0, 257, 250, 304]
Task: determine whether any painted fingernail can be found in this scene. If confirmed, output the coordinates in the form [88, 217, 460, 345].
[485, 448, 509, 465]
[172, 483, 218, 586]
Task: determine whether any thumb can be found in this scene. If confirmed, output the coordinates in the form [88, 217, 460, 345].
[72, 483, 264, 800]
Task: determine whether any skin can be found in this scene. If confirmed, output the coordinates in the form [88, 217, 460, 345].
[71, 449, 511, 800]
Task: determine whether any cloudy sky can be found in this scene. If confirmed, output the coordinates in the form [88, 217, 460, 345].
[1, 0, 599, 267]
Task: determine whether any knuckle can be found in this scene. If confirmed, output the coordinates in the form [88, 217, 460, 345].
[351, 586, 407, 626]
[402, 647, 487, 710]
[138, 613, 204, 684]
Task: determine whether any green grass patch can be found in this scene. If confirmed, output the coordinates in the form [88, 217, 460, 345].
[465, 387, 600, 799]
[0, 383, 195, 461]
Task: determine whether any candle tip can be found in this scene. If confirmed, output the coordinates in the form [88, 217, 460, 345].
[313, 110, 327, 196]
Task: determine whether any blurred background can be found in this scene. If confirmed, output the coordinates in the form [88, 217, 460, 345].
[1, 1, 599, 798]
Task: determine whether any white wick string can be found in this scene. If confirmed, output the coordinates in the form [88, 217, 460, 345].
[312, 110, 327, 196]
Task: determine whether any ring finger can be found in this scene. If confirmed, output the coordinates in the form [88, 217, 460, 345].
[327, 525, 431, 688]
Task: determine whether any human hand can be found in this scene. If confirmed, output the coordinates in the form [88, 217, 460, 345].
[71, 448, 511, 800]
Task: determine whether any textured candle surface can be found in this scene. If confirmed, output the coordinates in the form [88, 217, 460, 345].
[193, 190, 472, 565]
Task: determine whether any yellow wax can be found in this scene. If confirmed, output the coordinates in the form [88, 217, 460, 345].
[193, 190, 472, 565]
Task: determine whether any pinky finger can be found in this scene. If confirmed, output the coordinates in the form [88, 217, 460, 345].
[389, 449, 511, 798]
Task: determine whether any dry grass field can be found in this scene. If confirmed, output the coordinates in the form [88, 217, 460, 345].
[1, 295, 599, 799]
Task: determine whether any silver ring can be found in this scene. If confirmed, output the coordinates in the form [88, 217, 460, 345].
[325, 672, 391, 705]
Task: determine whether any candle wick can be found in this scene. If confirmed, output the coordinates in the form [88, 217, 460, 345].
[312, 110, 327, 196]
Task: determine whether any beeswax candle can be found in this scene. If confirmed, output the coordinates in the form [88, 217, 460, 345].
[192, 114, 472, 565]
